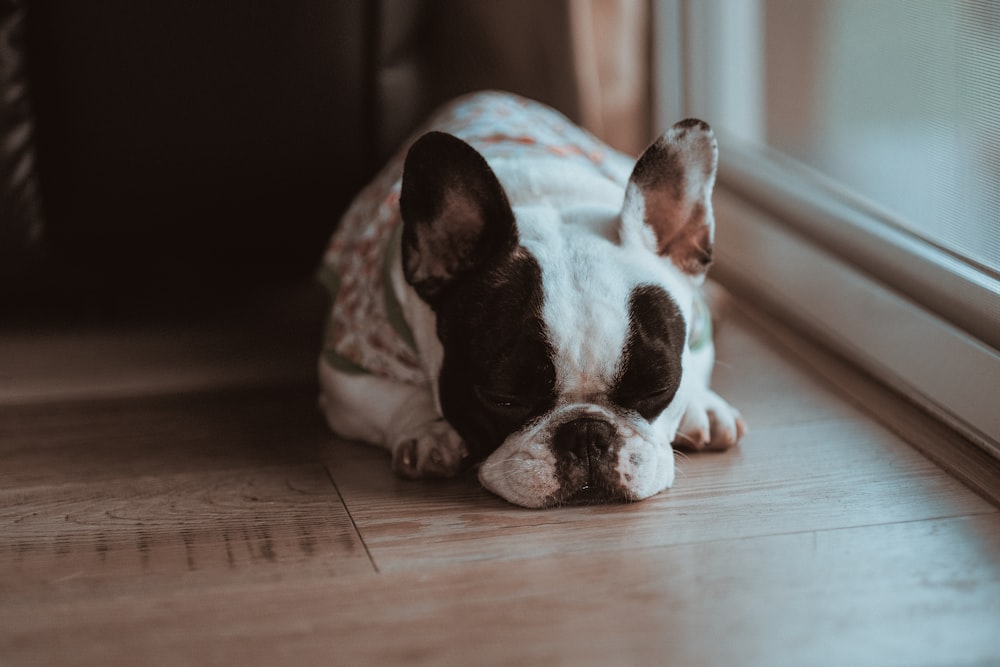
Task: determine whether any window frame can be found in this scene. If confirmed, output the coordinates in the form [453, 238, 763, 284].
[654, 0, 1000, 456]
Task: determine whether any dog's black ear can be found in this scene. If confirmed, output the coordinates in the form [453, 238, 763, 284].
[400, 131, 518, 304]
[620, 119, 718, 278]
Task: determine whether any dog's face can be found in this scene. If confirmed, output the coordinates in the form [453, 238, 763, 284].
[400, 121, 717, 508]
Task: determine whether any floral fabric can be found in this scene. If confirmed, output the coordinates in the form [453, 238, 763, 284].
[318, 91, 630, 385]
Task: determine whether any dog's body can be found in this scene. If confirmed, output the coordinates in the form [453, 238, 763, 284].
[318, 92, 744, 508]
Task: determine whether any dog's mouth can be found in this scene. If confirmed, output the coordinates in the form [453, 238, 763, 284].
[557, 475, 637, 506]
[562, 483, 621, 505]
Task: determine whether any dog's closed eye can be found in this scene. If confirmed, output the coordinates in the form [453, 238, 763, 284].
[614, 386, 677, 419]
[474, 386, 542, 422]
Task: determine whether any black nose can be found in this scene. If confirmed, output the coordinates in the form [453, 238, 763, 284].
[554, 417, 616, 461]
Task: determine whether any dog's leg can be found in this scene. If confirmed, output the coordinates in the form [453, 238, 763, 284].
[317, 357, 468, 478]
[673, 343, 746, 451]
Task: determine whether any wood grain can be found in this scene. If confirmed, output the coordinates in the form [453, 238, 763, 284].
[325, 418, 996, 572]
[733, 302, 1000, 509]
[3, 514, 999, 667]
[0, 385, 332, 487]
[0, 286, 325, 406]
[1, 291, 998, 667]
[1, 464, 374, 599]
[326, 314, 996, 571]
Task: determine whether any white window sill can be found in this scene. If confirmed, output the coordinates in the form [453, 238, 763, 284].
[712, 186, 1000, 461]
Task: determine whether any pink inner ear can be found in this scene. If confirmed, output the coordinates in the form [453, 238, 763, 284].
[438, 191, 488, 267]
[623, 121, 717, 276]
[400, 130, 518, 302]
[651, 200, 712, 274]
[406, 191, 487, 287]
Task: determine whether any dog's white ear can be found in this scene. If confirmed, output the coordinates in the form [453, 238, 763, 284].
[620, 119, 718, 277]
[400, 131, 518, 305]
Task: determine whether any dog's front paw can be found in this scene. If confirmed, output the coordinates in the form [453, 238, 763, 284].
[391, 419, 469, 479]
[675, 390, 746, 451]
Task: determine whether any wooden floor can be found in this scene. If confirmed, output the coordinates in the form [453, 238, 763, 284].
[2, 285, 999, 666]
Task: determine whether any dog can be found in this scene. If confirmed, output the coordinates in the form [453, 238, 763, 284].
[317, 91, 745, 508]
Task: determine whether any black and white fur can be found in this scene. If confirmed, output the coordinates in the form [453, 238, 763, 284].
[319, 117, 745, 508]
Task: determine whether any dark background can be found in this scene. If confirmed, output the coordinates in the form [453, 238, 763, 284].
[2, 1, 592, 317]
[15, 1, 369, 310]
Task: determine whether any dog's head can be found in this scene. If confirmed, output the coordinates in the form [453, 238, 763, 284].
[400, 120, 718, 508]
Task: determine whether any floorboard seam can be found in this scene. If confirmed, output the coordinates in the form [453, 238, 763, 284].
[323, 464, 380, 574]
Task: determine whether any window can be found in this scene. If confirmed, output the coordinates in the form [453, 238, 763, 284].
[655, 0, 1000, 455]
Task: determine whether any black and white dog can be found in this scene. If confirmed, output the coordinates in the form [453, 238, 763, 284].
[318, 92, 745, 508]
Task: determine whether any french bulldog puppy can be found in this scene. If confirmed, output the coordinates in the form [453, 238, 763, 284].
[318, 92, 745, 508]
